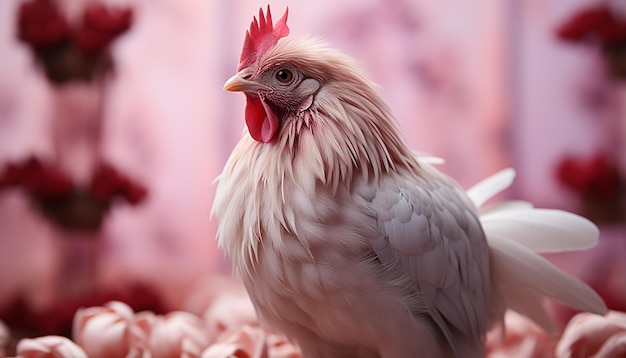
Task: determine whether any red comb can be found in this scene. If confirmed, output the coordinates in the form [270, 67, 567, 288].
[238, 6, 289, 71]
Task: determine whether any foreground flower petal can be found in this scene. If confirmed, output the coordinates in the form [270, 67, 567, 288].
[203, 293, 258, 341]
[486, 310, 556, 358]
[266, 334, 301, 358]
[556, 310, 626, 357]
[201, 325, 267, 358]
[149, 311, 210, 358]
[0, 320, 9, 357]
[16, 336, 87, 358]
[73, 301, 151, 358]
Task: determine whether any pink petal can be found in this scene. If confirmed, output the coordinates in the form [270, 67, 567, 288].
[203, 325, 268, 358]
[486, 311, 556, 358]
[557, 311, 626, 357]
[201, 344, 252, 358]
[594, 331, 626, 357]
[149, 311, 210, 358]
[266, 334, 301, 358]
[72, 301, 139, 358]
[203, 293, 258, 341]
[16, 336, 87, 358]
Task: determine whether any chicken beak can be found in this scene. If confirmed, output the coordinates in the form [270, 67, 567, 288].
[223, 74, 272, 93]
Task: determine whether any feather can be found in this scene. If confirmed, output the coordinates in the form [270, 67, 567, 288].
[469, 168, 601, 256]
[469, 170, 608, 334]
[416, 154, 445, 165]
[481, 208, 599, 253]
[466, 168, 515, 208]
[489, 235, 607, 332]
[478, 200, 534, 215]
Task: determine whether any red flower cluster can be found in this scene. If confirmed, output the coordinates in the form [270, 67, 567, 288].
[0, 156, 72, 198]
[558, 3, 626, 78]
[557, 4, 626, 48]
[74, 3, 133, 52]
[17, 0, 70, 49]
[18, 0, 133, 52]
[556, 153, 621, 200]
[0, 156, 147, 205]
[0, 156, 147, 231]
[91, 163, 148, 205]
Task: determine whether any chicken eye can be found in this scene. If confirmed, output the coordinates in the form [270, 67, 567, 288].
[276, 69, 293, 84]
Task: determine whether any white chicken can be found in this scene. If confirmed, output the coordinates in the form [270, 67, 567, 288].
[212, 7, 607, 357]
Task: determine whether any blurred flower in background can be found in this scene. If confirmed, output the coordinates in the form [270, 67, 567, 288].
[557, 310, 626, 357]
[485, 311, 556, 358]
[17, 0, 132, 83]
[557, 0, 626, 78]
[551, 2, 626, 330]
[555, 0, 626, 224]
[0, 0, 223, 339]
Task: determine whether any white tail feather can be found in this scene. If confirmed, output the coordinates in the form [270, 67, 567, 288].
[468, 169, 608, 332]
[467, 168, 515, 208]
[479, 200, 534, 216]
[489, 236, 607, 330]
[481, 209, 599, 253]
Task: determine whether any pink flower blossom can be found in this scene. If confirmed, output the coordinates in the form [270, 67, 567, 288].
[486, 311, 556, 358]
[193, 281, 301, 358]
[0, 320, 9, 357]
[15, 336, 87, 358]
[148, 311, 210, 358]
[265, 334, 301, 358]
[556, 310, 626, 357]
[202, 325, 301, 358]
[203, 293, 258, 341]
[201, 325, 268, 358]
[486, 311, 557, 358]
[72, 301, 151, 358]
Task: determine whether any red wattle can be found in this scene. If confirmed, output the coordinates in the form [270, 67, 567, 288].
[244, 94, 279, 143]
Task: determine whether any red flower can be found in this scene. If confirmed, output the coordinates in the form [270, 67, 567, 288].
[0, 156, 73, 198]
[556, 153, 621, 200]
[557, 4, 626, 48]
[74, 3, 133, 52]
[90, 163, 120, 201]
[16, 1, 134, 83]
[120, 180, 148, 205]
[23, 157, 73, 197]
[90, 163, 147, 205]
[0, 162, 24, 187]
[17, 0, 70, 48]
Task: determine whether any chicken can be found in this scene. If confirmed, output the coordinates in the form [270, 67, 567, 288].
[212, 6, 608, 357]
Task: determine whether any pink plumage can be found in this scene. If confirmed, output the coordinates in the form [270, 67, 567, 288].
[214, 6, 607, 357]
